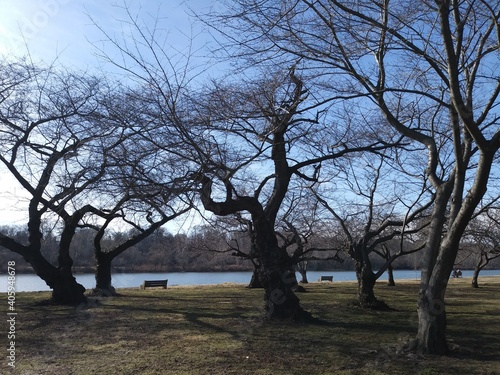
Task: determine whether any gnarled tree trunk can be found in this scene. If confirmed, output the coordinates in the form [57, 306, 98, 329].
[51, 272, 87, 305]
[355, 260, 389, 310]
[253, 214, 311, 321]
[24, 250, 87, 305]
[356, 264, 377, 307]
[351, 242, 389, 310]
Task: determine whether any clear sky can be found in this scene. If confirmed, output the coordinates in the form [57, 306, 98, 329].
[0, 0, 216, 227]
[0, 0, 215, 70]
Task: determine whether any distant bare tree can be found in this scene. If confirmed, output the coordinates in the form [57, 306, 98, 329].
[459, 209, 500, 288]
[278, 193, 344, 284]
[313, 152, 431, 309]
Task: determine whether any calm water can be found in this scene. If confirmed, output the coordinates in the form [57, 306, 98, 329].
[1, 269, 500, 293]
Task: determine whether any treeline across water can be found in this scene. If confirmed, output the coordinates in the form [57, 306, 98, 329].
[2, 224, 496, 275]
[0, 224, 343, 273]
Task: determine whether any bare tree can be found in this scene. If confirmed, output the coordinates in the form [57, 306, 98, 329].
[193, 70, 321, 321]
[313, 152, 431, 309]
[460, 209, 500, 288]
[0, 59, 117, 304]
[200, 215, 263, 288]
[87, 84, 194, 296]
[91, 4, 399, 320]
[0, 62, 196, 302]
[207, 0, 500, 353]
[278, 193, 344, 284]
[90, 195, 190, 296]
[195, 65, 403, 320]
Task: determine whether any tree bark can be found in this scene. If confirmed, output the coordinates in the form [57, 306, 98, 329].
[47, 214, 88, 305]
[351, 241, 389, 310]
[472, 269, 479, 288]
[415, 290, 448, 355]
[24, 249, 87, 305]
[51, 271, 87, 305]
[94, 252, 117, 296]
[253, 214, 312, 321]
[198, 176, 312, 321]
[298, 268, 309, 284]
[471, 264, 481, 289]
[387, 264, 395, 286]
[355, 261, 389, 310]
[247, 266, 263, 288]
[357, 265, 376, 306]
[4, 216, 87, 305]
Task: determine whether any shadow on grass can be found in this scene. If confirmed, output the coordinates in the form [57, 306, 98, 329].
[12, 281, 500, 375]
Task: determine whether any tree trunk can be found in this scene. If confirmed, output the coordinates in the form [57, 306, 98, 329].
[409, 183, 455, 355]
[298, 268, 309, 284]
[352, 244, 389, 310]
[196, 175, 311, 321]
[471, 265, 480, 288]
[247, 266, 263, 288]
[258, 264, 305, 319]
[357, 266, 376, 306]
[356, 263, 389, 309]
[415, 291, 448, 355]
[94, 252, 118, 296]
[25, 250, 87, 305]
[10, 216, 87, 305]
[51, 272, 87, 305]
[55, 220, 88, 305]
[387, 264, 396, 286]
[253, 215, 312, 321]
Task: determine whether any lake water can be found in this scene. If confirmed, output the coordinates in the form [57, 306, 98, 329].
[1, 269, 500, 293]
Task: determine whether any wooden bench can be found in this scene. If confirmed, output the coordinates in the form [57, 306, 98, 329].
[141, 279, 168, 289]
[319, 276, 333, 282]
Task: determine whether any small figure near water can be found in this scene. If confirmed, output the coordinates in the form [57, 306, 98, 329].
[452, 269, 462, 278]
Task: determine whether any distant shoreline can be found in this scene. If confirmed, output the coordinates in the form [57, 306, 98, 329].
[2, 270, 500, 293]
[3, 268, 500, 275]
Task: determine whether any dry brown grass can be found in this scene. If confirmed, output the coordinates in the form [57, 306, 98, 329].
[2, 277, 500, 374]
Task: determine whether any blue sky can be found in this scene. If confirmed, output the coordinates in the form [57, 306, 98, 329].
[0, 0, 215, 70]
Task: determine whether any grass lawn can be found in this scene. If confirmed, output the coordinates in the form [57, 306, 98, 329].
[2, 277, 500, 374]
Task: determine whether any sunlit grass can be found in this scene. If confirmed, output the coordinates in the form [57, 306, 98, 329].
[3, 277, 500, 374]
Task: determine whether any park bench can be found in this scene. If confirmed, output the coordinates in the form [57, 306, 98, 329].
[141, 279, 168, 289]
[319, 276, 333, 282]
